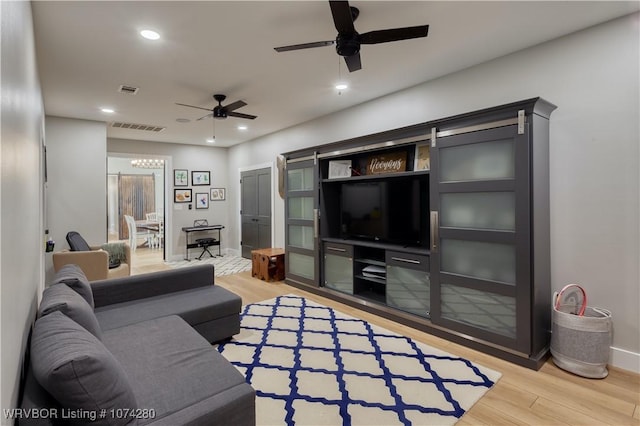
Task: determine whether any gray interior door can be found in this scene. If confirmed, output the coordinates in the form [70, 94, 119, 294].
[241, 167, 272, 258]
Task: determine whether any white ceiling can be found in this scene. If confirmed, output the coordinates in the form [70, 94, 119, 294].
[31, 1, 639, 148]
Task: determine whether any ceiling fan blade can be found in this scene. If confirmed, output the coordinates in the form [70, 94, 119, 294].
[344, 53, 361, 72]
[228, 111, 257, 120]
[196, 113, 213, 121]
[175, 102, 212, 112]
[274, 40, 335, 52]
[330, 1, 355, 34]
[223, 100, 247, 112]
[360, 25, 429, 44]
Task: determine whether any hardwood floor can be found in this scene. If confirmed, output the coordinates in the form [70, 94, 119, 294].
[131, 249, 640, 425]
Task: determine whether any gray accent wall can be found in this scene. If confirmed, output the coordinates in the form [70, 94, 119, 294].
[227, 14, 640, 368]
[0, 1, 45, 419]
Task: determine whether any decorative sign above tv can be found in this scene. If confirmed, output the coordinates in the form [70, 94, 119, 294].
[366, 151, 407, 175]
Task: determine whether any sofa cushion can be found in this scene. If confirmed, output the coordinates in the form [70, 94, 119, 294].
[102, 315, 251, 424]
[51, 264, 94, 308]
[94, 285, 240, 332]
[39, 284, 102, 340]
[30, 311, 138, 426]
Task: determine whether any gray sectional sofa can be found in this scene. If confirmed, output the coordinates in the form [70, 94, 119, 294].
[19, 264, 255, 425]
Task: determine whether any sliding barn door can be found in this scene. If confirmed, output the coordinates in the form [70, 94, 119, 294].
[118, 174, 156, 239]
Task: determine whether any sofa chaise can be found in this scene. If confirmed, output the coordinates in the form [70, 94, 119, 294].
[18, 264, 255, 425]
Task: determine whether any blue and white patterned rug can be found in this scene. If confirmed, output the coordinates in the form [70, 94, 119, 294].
[217, 295, 501, 425]
[165, 255, 252, 277]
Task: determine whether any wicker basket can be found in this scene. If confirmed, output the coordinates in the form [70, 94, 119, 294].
[550, 305, 612, 378]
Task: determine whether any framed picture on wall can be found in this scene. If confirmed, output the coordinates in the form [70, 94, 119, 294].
[174, 169, 188, 186]
[210, 188, 225, 201]
[192, 171, 210, 186]
[174, 189, 192, 203]
[195, 193, 209, 209]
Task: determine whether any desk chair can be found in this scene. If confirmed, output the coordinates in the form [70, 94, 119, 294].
[194, 219, 218, 260]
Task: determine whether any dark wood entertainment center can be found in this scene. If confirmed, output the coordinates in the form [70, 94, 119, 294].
[282, 98, 556, 369]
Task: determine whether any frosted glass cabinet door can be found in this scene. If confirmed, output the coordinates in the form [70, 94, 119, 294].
[289, 225, 315, 250]
[386, 265, 430, 318]
[287, 167, 314, 192]
[324, 253, 353, 294]
[440, 283, 516, 339]
[288, 252, 315, 280]
[440, 192, 515, 231]
[440, 239, 516, 284]
[430, 123, 532, 352]
[439, 139, 514, 182]
[288, 197, 314, 220]
[285, 160, 319, 286]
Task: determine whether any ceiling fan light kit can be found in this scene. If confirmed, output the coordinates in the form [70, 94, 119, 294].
[274, 0, 429, 72]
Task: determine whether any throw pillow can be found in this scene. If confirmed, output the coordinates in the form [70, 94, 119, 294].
[101, 242, 127, 269]
[66, 231, 92, 251]
[51, 264, 94, 308]
[39, 284, 102, 340]
[31, 312, 138, 426]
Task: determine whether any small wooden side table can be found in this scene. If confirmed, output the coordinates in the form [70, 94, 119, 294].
[251, 248, 285, 282]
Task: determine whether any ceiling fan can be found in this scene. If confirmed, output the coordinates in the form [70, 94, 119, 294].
[176, 94, 257, 121]
[274, 0, 429, 72]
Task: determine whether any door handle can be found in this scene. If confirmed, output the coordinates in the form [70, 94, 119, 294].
[430, 211, 439, 253]
[327, 247, 346, 253]
[313, 209, 319, 239]
[391, 257, 421, 265]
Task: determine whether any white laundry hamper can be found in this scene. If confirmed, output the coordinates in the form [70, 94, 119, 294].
[550, 303, 612, 378]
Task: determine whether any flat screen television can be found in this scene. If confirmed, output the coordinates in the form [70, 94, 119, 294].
[340, 176, 428, 246]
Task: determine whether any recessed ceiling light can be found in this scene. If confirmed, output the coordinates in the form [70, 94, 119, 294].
[176, 118, 190, 123]
[101, 108, 115, 113]
[206, 138, 215, 144]
[140, 30, 160, 40]
[237, 125, 248, 131]
[335, 83, 348, 91]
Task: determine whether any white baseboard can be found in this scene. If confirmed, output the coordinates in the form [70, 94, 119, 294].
[225, 248, 240, 257]
[610, 346, 640, 374]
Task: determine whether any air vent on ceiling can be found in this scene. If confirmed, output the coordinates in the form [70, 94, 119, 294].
[111, 122, 165, 132]
[118, 85, 139, 95]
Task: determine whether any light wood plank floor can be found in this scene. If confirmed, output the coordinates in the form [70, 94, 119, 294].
[132, 248, 640, 426]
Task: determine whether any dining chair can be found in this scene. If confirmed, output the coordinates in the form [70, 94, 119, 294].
[124, 215, 151, 252]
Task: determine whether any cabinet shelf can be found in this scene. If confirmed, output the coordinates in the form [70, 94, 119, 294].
[355, 258, 385, 267]
[322, 169, 429, 183]
[355, 290, 386, 305]
[355, 274, 386, 285]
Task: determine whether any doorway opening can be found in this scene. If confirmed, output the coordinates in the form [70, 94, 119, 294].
[107, 155, 168, 268]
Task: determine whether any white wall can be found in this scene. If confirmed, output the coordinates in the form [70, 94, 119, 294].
[228, 14, 640, 370]
[0, 1, 45, 421]
[107, 139, 229, 260]
[45, 117, 107, 280]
